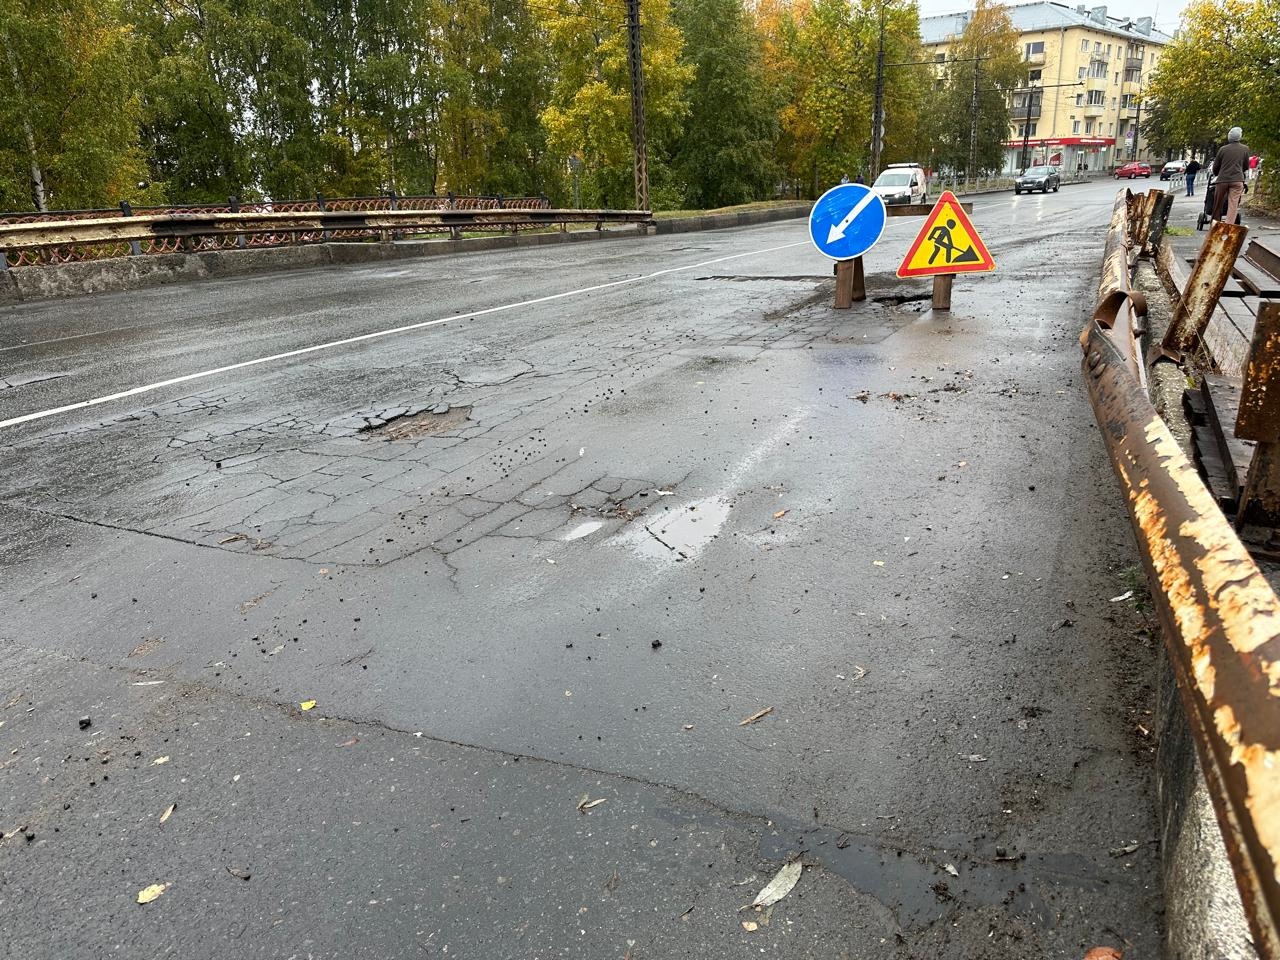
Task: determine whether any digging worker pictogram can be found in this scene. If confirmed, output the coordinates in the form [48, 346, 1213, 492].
[927, 219, 959, 265]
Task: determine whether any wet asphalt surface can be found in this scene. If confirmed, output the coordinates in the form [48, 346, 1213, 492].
[1, 179, 1161, 958]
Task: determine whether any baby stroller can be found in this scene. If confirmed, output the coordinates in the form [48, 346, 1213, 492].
[1197, 173, 1244, 230]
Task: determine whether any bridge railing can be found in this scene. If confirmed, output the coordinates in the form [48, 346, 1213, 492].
[0, 195, 650, 269]
[1081, 186, 1280, 959]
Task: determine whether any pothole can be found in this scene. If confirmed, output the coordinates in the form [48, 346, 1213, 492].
[872, 292, 932, 305]
[364, 405, 472, 440]
[697, 275, 826, 282]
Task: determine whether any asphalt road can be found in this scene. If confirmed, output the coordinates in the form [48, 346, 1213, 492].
[1, 179, 1161, 959]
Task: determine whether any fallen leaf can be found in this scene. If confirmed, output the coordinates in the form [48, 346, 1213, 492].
[741, 921, 758, 932]
[652, 489, 675, 497]
[749, 858, 802, 909]
[739, 706, 773, 726]
[339, 737, 360, 747]
[1109, 590, 1134, 603]
[1109, 842, 1140, 858]
[159, 804, 175, 824]
[131, 680, 166, 686]
[136, 883, 168, 904]
[218, 534, 246, 545]
[299, 700, 317, 711]
[1084, 948, 1123, 960]
[851, 665, 868, 680]
[576, 796, 607, 813]
[682, 724, 694, 731]
[959, 754, 988, 762]
[957, 460, 968, 467]
[152, 756, 170, 766]
[872, 560, 885, 567]
[226, 866, 251, 880]
[773, 510, 788, 520]
[943, 863, 959, 877]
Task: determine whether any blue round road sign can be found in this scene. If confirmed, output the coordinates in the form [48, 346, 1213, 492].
[807, 183, 887, 261]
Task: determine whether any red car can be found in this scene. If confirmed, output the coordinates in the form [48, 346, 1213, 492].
[1114, 161, 1152, 179]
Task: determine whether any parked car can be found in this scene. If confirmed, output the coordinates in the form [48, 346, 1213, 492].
[871, 163, 928, 205]
[1160, 160, 1187, 180]
[1114, 161, 1152, 179]
[1013, 165, 1061, 194]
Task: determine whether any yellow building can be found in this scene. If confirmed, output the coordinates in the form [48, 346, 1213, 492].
[920, 3, 1174, 173]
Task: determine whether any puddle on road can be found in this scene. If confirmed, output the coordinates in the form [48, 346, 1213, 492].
[563, 520, 605, 541]
[615, 495, 733, 562]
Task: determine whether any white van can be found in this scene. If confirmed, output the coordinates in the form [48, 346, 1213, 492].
[871, 163, 928, 205]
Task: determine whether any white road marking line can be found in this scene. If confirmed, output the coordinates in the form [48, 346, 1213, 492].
[0, 238, 810, 431]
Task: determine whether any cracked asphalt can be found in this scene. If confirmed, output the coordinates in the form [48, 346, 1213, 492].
[1, 179, 1161, 958]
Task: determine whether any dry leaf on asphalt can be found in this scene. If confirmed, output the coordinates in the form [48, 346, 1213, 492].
[159, 803, 175, 824]
[136, 883, 168, 904]
[959, 754, 989, 762]
[739, 706, 773, 726]
[299, 700, 316, 711]
[152, 756, 170, 765]
[773, 510, 788, 519]
[741, 920, 758, 932]
[1109, 590, 1134, 603]
[749, 858, 803, 909]
[226, 866, 251, 880]
[576, 797, 607, 813]
[943, 863, 959, 876]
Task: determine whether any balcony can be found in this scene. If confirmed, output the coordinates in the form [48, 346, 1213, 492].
[1086, 76, 1109, 91]
[1089, 50, 1111, 63]
[1121, 80, 1141, 96]
[1083, 104, 1106, 117]
[1012, 103, 1043, 119]
[1121, 105, 1139, 119]
[1125, 56, 1144, 70]
[1024, 51, 1046, 65]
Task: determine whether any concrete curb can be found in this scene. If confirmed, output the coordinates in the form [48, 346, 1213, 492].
[0, 204, 814, 304]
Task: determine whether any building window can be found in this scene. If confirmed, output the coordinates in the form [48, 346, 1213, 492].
[1106, 44, 1112, 55]
[1078, 66, 1086, 79]
[1076, 93, 1084, 105]
[1025, 40, 1045, 58]
[1085, 120, 1094, 133]
[1018, 122, 1038, 137]
[1082, 38, 1090, 51]
[1095, 41, 1102, 53]
[1109, 123, 1114, 134]
[1087, 89, 1106, 105]
[1073, 120, 1081, 133]
[1029, 69, 1042, 82]
[934, 53, 946, 62]
[1114, 72, 1119, 83]
[1111, 97, 1117, 107]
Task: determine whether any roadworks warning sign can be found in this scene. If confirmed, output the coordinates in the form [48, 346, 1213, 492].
[896, 191, 996, 278]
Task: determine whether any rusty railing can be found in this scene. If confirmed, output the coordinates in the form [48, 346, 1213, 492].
[1081, 188, 1280, 958]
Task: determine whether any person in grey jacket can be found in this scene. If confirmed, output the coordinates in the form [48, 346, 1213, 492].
[1212, 126, 1250, 224]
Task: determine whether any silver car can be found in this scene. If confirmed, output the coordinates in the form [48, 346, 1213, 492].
[1013, 165, 1061, 194]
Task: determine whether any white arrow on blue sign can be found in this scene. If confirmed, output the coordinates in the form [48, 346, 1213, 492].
[807, 183, 887, 261]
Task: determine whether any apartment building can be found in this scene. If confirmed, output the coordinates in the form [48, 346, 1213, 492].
[920, 2, 1174, 173]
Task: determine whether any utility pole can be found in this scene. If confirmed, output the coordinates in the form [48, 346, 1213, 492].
[625, 0, 649, 211]
[1020, 86, 1036, 170]
[870, 13, 886, 179]
[1131, 88, 1143, 161]
[967, 59, 981, 184]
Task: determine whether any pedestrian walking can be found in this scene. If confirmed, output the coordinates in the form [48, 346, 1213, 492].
[1184, 157, 1201, 197]
[1211, 126, 1250, 225]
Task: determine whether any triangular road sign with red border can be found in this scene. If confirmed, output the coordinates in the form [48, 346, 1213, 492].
[896, 191, 996, 278]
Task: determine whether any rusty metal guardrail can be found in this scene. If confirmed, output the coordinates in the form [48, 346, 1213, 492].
[0, 206, 650, 269]
[1081, 188, 1280, 958]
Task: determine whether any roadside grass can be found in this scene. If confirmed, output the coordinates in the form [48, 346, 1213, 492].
[1165, 225, 1194, 236]
[651, 200, 804, 220]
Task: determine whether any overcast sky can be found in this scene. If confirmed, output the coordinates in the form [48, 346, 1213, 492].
[914, 0, 1191, 36]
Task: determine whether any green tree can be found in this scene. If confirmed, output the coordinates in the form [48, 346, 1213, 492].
[671, 0, 778, 207]
[925, 0, 1024, 177]
[1146, 0, 1279, 200]
[0, 0, 149, 211]
[537, 0, 693, 208]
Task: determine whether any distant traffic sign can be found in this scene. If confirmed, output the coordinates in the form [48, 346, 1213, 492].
[897, 191, 995, 278]
[808, 183, 887, 261]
